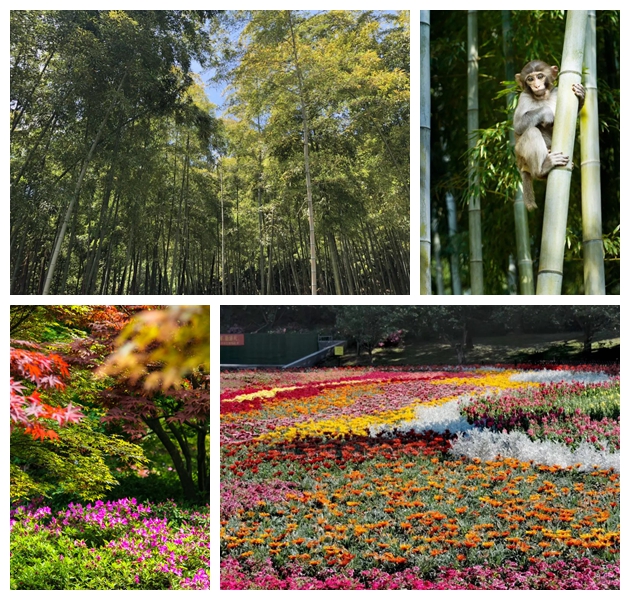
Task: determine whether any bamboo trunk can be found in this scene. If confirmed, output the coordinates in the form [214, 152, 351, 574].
[537, 11, 588, 295]
[445, 192, 462, 294]
[287, 11, 317, 295]
[420, 10, 431, 294]
[502, 10, 534, 294]
[580, 10, 606, 294]
[467, 10, 484, 294]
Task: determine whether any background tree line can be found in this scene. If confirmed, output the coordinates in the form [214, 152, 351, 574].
[220, 304, 620, 363]
[10, 10, 409, 295]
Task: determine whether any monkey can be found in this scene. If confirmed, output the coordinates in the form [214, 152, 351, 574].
[513, 60, 585, 210]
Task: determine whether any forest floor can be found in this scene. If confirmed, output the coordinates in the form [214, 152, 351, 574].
[329, 331, 620, 367]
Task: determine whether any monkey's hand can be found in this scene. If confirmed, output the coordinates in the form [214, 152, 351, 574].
[572, 83, 586, 111]
[540, 151, 570, 177]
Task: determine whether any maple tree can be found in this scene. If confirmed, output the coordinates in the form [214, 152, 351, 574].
[96, 306, 210, 502]
[98, 305, 210, 390]
[10, 341, 82, 440]
[10, 305, 208, 504]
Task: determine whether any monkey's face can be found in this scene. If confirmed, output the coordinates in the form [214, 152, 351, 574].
[525, 71, 549, 97]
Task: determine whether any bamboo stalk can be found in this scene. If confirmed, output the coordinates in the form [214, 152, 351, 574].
[580, 10, 606, 294]
[502, 10, 534, 294]
[420, 10, 431, 294]
[467, 10, 483, 294]
[537, 10, 588, 295]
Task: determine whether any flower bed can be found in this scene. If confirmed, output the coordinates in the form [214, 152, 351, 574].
[221, 366, 619, 590]
[10, 498, 209, 590]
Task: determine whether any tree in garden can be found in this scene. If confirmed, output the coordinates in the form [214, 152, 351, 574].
[10, 307, 148, 503]
[97, 306, 210, 502]
[335, 305, 413, 361]
[413, 305, 497, 364]
[550, 305, 619, 354]
[10, 305, 208, 505]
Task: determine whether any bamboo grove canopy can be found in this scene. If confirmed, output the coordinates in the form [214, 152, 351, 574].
[10, 10, 410, 295]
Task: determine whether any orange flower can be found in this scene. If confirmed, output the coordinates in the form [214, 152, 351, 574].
[338, 552, 355, 567]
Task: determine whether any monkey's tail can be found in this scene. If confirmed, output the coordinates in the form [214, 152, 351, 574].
[520, 171, 537, 211]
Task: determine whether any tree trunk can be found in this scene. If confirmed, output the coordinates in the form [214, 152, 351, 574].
[144, 416, 197, 502]
[197, 427, 208, 493]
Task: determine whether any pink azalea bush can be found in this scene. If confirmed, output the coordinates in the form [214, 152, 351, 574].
[10, 498, 209, 590]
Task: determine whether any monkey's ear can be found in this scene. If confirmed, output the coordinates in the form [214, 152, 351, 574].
[550, 66, 559, 81]
[515, 73, 524, 89]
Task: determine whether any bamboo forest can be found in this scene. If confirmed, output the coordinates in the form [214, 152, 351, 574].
[10, 10, 410, 296]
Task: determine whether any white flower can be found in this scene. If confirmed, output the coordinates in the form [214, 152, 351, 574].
[509, 369, 611, 384]
[450, 428, 619, 473]
[369, 396, 474, 437]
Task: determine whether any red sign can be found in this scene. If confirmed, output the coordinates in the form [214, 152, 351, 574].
[220, 334, 245, 346]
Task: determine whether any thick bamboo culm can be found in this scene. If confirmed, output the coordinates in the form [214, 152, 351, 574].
[537, 10, 588, 295]
[502, 10, 534, 294]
